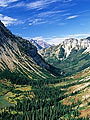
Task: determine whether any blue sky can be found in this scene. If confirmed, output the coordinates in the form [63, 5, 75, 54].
[0, 0, 90, 44]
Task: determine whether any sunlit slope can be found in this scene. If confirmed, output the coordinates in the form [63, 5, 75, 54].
[40, 38, 90, 75]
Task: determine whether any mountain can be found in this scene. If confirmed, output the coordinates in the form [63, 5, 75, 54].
[0, 21, 90, 119]
[30, 39, 51, 50]
[0, 20, 60, 84]
[40, 38, 90, 75]
[30, 39, 43, 50]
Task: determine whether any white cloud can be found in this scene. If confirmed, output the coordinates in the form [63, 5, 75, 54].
[29, 19, 40, 26]
[68, 33, 90, 38]
[0, 0, 19, 7]
[26, 0, 62, 10]
[46, 37, 67, 45]
[63, 0, 72, 3]
[33, 36, 45, 41]
[27, 10, 67, 26]
[0, 14, 17, 26]
[8, 2, 25, 8]
[29, 19, 47, 26]
[47, 34, 90, 45]
[66, 15, 78, 19]
[27, 1, 45, 10]
[25, 36, 66, 45]
[24, 36, 47, 43]
[38, 10, 65, 17]
[27, 33, 90, 45]
[4, 0, 73, 9]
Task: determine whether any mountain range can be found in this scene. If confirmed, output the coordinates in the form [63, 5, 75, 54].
[30, 39, 51, 50]
[0, 20, 90, 119]
[40, 37, 90, 75]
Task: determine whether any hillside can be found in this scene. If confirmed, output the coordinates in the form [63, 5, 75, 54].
[0, 20, 61, 83]
[1, 65, 90, 119]
[0, 20, 62, 118]
[0, 21, 90, 120]
[40, 38, 90, 75]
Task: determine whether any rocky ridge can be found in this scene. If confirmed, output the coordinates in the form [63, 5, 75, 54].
[40, 37, 90, 60]
[39, 37, 90, 75]
[61, 38, 90, 57]
[30, 39, 51, 50]
[0, 21, 59, 78]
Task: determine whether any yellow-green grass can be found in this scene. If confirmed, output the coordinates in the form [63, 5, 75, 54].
[0, 84, 32, 109]
[15, 85, 31, 91]
[0, 95, 14, 109]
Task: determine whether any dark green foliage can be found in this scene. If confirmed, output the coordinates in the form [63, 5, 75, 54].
[58, 46, 65, 59]
[0, 97, 82, 120]
[0, 70, 30, 85]
[0, 82, 13, 96]
[0, 73, 89, 120]
[45, 48, 90, 76]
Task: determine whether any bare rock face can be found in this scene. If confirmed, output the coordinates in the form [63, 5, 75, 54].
[40, 37, 90, 75]
[40, 38, 90, 61]
[61, 38, 90, 57]
[0, 21, 51, 72]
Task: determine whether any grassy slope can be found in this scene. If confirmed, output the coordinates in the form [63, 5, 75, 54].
[0, 67, 90, 119]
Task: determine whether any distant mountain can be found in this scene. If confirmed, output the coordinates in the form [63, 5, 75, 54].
[40, 38, 90, 75]
[30, 39, 51, 50]
[30, 39, 43, 50]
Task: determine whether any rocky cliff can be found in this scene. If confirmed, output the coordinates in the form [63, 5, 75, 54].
[40, 38, 90, 75]
[0, 21, 59, 79]
[40, 38, 90, 60]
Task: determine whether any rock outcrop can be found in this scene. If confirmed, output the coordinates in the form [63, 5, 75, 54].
[40, 38, 90, 60]
[0, 21, 59, 78]
[40, 37, 90, 75]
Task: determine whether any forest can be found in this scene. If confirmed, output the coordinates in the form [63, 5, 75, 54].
[0, 69, 90, 120]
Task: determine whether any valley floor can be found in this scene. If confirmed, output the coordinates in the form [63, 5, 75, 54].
[0, 68, 90, 120]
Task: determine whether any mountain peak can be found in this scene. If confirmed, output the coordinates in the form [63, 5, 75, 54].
[40, 37, 90, 63]
[0, 20, 3, 25]
[40, 37, 90, 76]
[0, 21, 59, 77]
[61, 38, 90, 57]
[30, 39, 51, 50]
[0, 20, 13, 41]
[0, 20, 7, 29]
